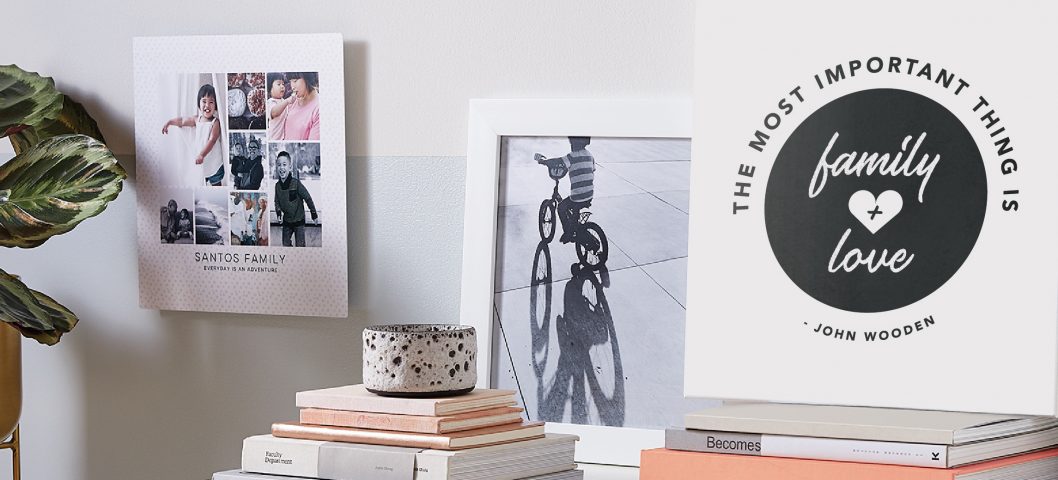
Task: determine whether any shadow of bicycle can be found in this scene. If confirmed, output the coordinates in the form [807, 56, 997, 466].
[529, 240, 625, 427]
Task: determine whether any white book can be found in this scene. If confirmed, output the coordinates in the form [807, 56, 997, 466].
[214, 468, 584, 480]
[241, 433, 578, 480]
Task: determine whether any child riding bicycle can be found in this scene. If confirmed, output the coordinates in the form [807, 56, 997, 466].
[534, 136, 594, 244]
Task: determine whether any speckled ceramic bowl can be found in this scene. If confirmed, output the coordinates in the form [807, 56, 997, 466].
[363, 324, 477, 397]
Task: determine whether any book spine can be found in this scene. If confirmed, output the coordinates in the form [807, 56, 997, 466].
[666, 429, 950, 468]
[301, 408, 440, 433]
[242, 436, 419, 480]
[241, 436, 321, 478]
[412, 453, 451, 480]
[272, 422, 452, 449]
[318, 443, 418, 480]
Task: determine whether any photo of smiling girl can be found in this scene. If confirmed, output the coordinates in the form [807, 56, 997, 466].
[158, 73, 228, 187]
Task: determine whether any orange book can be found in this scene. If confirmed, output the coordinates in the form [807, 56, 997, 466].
[640, 447, 1058, 480]
[299, 406, 525, 434]
[272, 420, 544, 450]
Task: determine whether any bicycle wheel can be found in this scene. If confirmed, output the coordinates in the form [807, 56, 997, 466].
[538, 200, 557, 242]
[576, 222, 609, 269]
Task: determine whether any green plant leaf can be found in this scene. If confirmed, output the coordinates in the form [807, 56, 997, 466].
[0, 268, 77, 345]
[0, 65, 63, 138]
[0, 134, 126, 248]
[9, 95, 106, 155]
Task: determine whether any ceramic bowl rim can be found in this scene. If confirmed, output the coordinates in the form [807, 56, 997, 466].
[364, 324, 475, 335]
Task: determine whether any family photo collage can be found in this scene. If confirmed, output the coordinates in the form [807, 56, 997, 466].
[157, 71, 323, 248]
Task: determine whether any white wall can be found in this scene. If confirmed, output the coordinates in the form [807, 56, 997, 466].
[0, 1, 694, 478]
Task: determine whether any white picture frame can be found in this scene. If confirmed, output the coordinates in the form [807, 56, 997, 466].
[459, 99, 702, 466]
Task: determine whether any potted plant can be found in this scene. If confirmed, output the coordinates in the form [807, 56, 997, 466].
[0, 65, 126, 476]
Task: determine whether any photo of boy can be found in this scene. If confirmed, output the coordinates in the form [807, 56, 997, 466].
[492, 136, 710, 432]
[267, 142, 320, 181]
[535, 136, 594, 244]
[273, 150, 320, 247]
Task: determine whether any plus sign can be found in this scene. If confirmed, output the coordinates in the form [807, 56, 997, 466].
[868, 205, 883, 220]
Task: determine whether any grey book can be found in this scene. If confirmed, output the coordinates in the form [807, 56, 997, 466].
[684, 403, 1058, 444]
[666, 426, 1058, 468]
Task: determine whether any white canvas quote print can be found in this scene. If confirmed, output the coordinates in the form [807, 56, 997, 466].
[134, 34, 348, 317]
[685, 1, 1058, 415]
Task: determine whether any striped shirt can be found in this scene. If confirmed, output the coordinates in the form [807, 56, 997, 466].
[564, 148, 595, 203]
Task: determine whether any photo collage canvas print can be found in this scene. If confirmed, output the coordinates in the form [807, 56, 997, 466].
[134, 34, 348, 317]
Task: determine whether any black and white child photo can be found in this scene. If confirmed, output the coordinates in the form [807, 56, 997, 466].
[159, 187, 194, 244]
[268, 146, 322, 247]
[491, 136, 715, 431]
[267, 142, 320, 181]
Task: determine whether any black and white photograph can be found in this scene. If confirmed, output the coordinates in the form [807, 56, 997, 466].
[267, 142, 321, 181]
[491, 136, 712, 431]
[229, 192, 269, 246]
[228, 132, 267, 190]
[265, 71, 320, 141]
[268, 143, 322, 247]
[159, 187, 194, 244]
[194, 188, 230, 246]
[227, 72, 267, 130]
[158, 73, 228, 187]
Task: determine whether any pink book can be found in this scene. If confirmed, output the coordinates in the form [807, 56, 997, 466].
[300, 406, 525, 434]
[272, 421, 545, 450]
[295, 384, 516, 416]
[640, 447, 1058, 480]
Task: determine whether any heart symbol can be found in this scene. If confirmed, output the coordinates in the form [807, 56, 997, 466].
[848, 190, 902, 234]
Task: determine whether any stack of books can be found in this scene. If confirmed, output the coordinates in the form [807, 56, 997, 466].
[213, 384, 581, 480]
[642, 403, 1058, 479]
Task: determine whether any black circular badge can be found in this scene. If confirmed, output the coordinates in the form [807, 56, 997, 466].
[765, 88, 987, 313]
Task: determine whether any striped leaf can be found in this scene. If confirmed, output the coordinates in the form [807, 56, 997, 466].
[0, 268, 77, 345]
[9, 95, 107, 155]
[0, 65, 63, 138]
[0, 134, 126, 248]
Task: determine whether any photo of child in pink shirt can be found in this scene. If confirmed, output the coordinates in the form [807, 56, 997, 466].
[267, 71, 320, 141]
